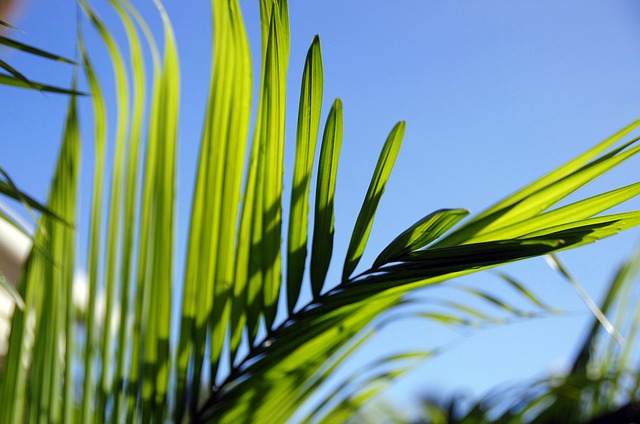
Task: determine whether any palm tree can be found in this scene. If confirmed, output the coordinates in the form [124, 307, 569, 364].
[1, 0, 639, 422]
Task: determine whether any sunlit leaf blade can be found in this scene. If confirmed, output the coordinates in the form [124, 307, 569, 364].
[259, 4, 289, 329]
[298, 332, 376, 424]
[373, 208, 469, 268]
[310, 98, 343, 298]
[469, 182, 640, 244]
[365, 216, 639, 286]
[372, 238, 568, 283]
[79, 0, 132, 417]
[472, 141, 640, 239]
[100, 0, 154, 420]
[0, 35, 75, 63]
[209, 0, 253, 386]
[230, 143, 261, 355]
[521, 211, 640, 241]
[134, 3, 179, 421]
[176, 0, 252, 416]
[226, 0, 261, 354]
[199, 292, 403, 423]
[342, 121, 405, 281]
[0, 73, 85, 94]
[287, 35, 323, 313]
[436, 122, 640, 247]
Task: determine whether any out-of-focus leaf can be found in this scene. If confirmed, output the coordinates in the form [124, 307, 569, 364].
[495, 271, 560, 313]
[546, 254, 624, 346]
[0, 81, 80, 424]
[0, 20, 18, 30]
[77, 31, 107, 424]
[305, 352, 428, 424]
[0, 168, 70, 226]
[79, 0, 132, 418]
[0, 58, 30, 85]
[0, 73, 85, 94]
[0, 35, 75, 63]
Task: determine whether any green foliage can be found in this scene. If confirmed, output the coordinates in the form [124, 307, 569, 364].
[413, 247, 640, 424]
[1, 1, 639, 423]
[0, 33, 81, 94]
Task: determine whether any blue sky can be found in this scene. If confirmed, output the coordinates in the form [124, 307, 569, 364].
[2, 0, 640, 418]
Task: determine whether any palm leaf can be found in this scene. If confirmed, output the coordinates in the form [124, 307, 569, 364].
[0, 168, 72, 226]
[77, 30, 106, 424]
[202, 119, 640, 422]
[342, 121, 406, 281]
[0, 82, 79, 424]
[310, 98, 344, 297]
[287, 34, 323, 313]
[2, 1, 640, 422]
[0, 34, 75, 63]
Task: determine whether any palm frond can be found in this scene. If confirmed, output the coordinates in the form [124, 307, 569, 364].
[1, 1, 639, 423]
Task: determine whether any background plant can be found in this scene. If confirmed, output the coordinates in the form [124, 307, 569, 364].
[1, 1, 639, 423]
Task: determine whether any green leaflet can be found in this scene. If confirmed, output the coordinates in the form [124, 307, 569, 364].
[199, 291, 403, 423]
[78, 32, 106, 424]
[305, 352, 427, 424]
[495, 271, 560, 314]
[138, 2, 179, 420]
[177, 0, 253, 417]
[0, 34, 75, 63]
[0, 34, 79, 93]
[435, 123, 640, 247]
[310, 98, 344, 297]
[208, 0, 253, 390]
[287, 35, 324, 313]
[0, 19, 17, 29]
[342, 121, 406, 281]
[468, 182, 640, 243]
[259, 3, 289, 329]
[0, 86, 79, 424]
[373, 208, 469, 268]
[105, 0, 151, 420]
[79, 1, 131, 417]
[0, 58, 30, 85]
[4, 1, 640, 422]
[0, 72, 85, 94]
[0, 168, 70, 225]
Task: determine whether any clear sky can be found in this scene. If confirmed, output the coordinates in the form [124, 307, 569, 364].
[2, 0, 640, 418]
